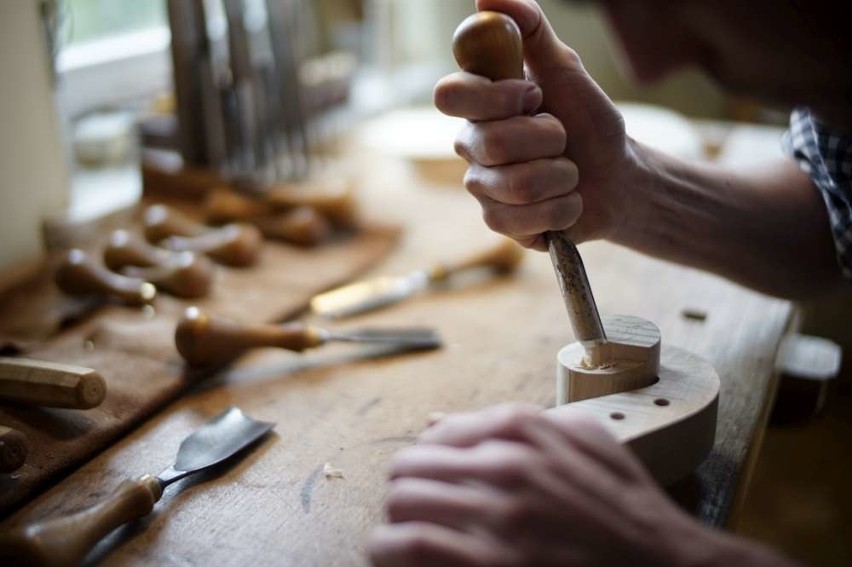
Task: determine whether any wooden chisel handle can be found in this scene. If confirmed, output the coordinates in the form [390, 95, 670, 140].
[0, 425, 28, 473]
[0, 475, 162, 567]
[55, 249, 157, 306]
[428, 238, 524, 281]
[175, 307, 323, 366]
[0, 357, 106, 409]
[452, 12, 606, 347]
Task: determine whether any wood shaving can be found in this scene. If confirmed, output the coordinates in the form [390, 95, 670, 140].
[323, 462, 344, 479]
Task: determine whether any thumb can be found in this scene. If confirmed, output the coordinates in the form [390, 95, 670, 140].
[475, 0, 581, 77]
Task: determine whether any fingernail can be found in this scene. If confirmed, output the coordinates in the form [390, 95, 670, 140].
[522, 87, 542, 113]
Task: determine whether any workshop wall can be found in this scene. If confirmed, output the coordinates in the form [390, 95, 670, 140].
[0, 2, 69, 282]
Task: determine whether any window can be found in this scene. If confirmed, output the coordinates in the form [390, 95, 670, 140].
[64, 0, 166, 45]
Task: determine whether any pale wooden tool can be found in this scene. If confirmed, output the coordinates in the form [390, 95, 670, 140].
[0, 425, 29, 474]
[55, 249, 157, 306]
[0, 357, 106, 409]
[310, 238, 524, 318]
[205, 189, 332, 246]
[454, 12, 720, 485]
[175, 307, 441, 367]
[103, 230, 215, 298]
[453, 12, 606, 359]
[0, 406, 273, 567]
[143, 204, 263, 267]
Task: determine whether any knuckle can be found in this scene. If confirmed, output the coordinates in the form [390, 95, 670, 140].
[481, 206, 508, 233]
[481, 129, 512, 166]
[504, 171, 534, 205]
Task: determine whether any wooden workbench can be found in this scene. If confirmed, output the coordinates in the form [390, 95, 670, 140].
[0, 144, 792, 566]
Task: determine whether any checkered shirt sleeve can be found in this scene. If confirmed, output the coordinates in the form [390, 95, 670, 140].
[782, 107, 852, 280]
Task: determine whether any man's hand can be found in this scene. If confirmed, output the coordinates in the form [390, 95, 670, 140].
[435, 0, 638, 250]
[369, 403, 796, 567]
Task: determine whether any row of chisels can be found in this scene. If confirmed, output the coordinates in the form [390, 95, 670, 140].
[167, 0, 311, 182]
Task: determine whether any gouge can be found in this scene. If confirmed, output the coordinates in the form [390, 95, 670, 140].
[0, 357, 106, 409]
[453, 12, 606, 360]
[310, 238, 524, 319]
[0, 406, 273, 567]
[175, 307, 442, 367]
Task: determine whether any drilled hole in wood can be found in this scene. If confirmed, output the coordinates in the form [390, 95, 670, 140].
[610, 412, 625, 420]
[654, 398, 670, 407]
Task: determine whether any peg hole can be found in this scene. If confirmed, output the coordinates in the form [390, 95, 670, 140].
[654, 398, 670, 407]
[609, 412, 625, 421]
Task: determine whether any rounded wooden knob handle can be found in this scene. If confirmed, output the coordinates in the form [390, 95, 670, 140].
[55, 249, 156, 306]
[252, 207, 332, 247]
[103, 229, 174, 271]
[161, 223, 263, 267]
[267, 179, 358, 229]
[205, 190, 332, 246]
[453, 11, 524, 81]
[143, 204, 206, 243]
[0, 425, 28, 473]
[122, 252, 215, 299]
[175, 307, 321, 367]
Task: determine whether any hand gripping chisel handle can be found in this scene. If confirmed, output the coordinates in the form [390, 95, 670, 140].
[452, 11, 606, 356]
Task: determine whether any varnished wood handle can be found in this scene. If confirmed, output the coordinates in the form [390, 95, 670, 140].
[143, 203, 207, 243]
[103, 229, 174, 271]
[453, 12, 606, 347]
[453, 11, 525, 81]
[175, 307, 323, 366]
[122, 252, 215, 299]
[161, 224, 263, 267]
[267, 180, 358, 229]
[55, 249, 157, 306]
[0, 357, 106, 409]
[0, 475, 162, 567]
[0, 425, 28, 473]
[104, 230, 215, 298]
[251, 207, 332, 247]
[428, 238, 524, 281]
[144, 203, 263, 267]
[205, 190, 332, 246]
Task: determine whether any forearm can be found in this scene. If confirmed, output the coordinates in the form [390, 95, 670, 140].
[615, 141, 845, 299]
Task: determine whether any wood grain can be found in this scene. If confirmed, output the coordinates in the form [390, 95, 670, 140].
[0, 216, 399, 515]
[0, 146, 792, 565]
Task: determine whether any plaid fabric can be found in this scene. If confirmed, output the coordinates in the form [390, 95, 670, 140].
[783, 107, 852, 280]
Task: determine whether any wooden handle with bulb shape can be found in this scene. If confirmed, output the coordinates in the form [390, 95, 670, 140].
[143, 204, 262, 267]
[175, 307, 324, 366]
[103, 230, 215, 298]
[55, 249, 156, 306]
[452, 12, 606, 351]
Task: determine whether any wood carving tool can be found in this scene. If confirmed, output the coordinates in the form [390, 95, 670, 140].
[0, 406, 274, 567]
[103, 230, 215, 298]
[0, 357, 106, 409]
[0, 425, 29, 474]
[453, 12, 720, 485]
[204, 189, 333, 246]
[55, 249, 157, 306]
[309, 238, 524, 319]
[453, 12, 605, 362]
[143, 204, 263, 267]
[175, 306, 442, 366]
[264, 0, 310, 180]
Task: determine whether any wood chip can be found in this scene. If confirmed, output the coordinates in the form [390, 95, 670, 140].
[323, 462, 344, 479]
